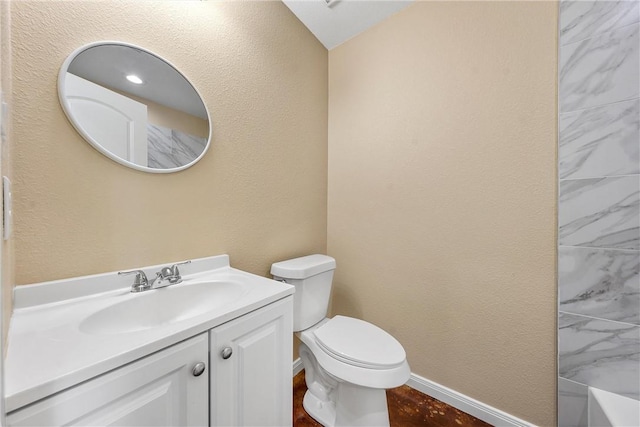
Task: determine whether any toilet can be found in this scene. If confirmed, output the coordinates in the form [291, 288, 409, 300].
[271, 254, 410, 427]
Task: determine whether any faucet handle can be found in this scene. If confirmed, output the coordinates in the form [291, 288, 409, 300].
[170, 260, 191, 278]
[118, 269, 149, 292]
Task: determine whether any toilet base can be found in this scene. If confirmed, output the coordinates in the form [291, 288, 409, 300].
[303, 389, 336, 426]
[298, 334, 397, 427]
[334, 382, 390, 427]
[303, 381, 391, 427]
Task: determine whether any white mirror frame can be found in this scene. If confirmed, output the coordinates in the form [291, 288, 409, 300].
[58, 41, 212, 174]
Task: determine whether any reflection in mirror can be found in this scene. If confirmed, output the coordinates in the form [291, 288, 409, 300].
[58, 42, 211, 173]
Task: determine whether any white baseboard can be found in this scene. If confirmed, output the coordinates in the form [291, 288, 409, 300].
[292, 361, 533, 427]
[406, 373, 535, 427]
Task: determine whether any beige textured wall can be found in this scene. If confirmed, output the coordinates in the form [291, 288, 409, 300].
[11, 0, 327, 285]
[328, 2, 557, 425]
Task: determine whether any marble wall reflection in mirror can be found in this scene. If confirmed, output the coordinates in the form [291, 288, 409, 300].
[58, 42, 211, 173]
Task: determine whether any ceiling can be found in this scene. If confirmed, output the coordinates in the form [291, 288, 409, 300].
[282, 0, 413, 50]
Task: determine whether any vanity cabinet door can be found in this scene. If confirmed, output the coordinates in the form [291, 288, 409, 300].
[7, 334, 209, 427]
[209, 297, 293, 427]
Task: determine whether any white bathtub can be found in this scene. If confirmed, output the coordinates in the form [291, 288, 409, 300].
[588, 387, 640, 427]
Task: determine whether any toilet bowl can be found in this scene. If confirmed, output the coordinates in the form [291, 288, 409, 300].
[271, 255, 410, 427]
[297, 316, 410, 426]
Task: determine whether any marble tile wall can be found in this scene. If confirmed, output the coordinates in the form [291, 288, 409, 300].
[147, 123, 207, 169]
[558, 1, 640, 425]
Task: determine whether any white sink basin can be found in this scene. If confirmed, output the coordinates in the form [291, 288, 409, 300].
[80, 280, 248, 334]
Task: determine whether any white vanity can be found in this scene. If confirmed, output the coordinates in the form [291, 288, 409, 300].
[5, 255, 294, 426]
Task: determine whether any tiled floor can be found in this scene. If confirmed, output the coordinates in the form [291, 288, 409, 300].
[293, 371, 492, 427]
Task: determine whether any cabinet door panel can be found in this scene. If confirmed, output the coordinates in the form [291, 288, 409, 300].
[8, 334, 208, 427]
[210, 297, 293, 427]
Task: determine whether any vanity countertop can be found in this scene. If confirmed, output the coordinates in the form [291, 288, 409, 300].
[5, 255, 294, 413]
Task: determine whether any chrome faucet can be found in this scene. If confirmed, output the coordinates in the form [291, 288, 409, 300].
[119, 260, 192, 293]
[118, 269, 150, 293]
[152, 260, 192, 289]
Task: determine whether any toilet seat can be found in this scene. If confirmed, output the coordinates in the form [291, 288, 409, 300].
[298, 317, 410, 389]
[313, 316, 406, 370]
[298, 317, 410, 390]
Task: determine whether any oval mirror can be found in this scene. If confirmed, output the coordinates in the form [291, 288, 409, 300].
[58, 42, 211, 173]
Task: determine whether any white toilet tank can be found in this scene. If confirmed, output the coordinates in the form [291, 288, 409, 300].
[271, 254, 336, 332]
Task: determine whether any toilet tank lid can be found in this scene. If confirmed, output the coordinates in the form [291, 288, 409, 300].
[270, 254, 336, 279]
